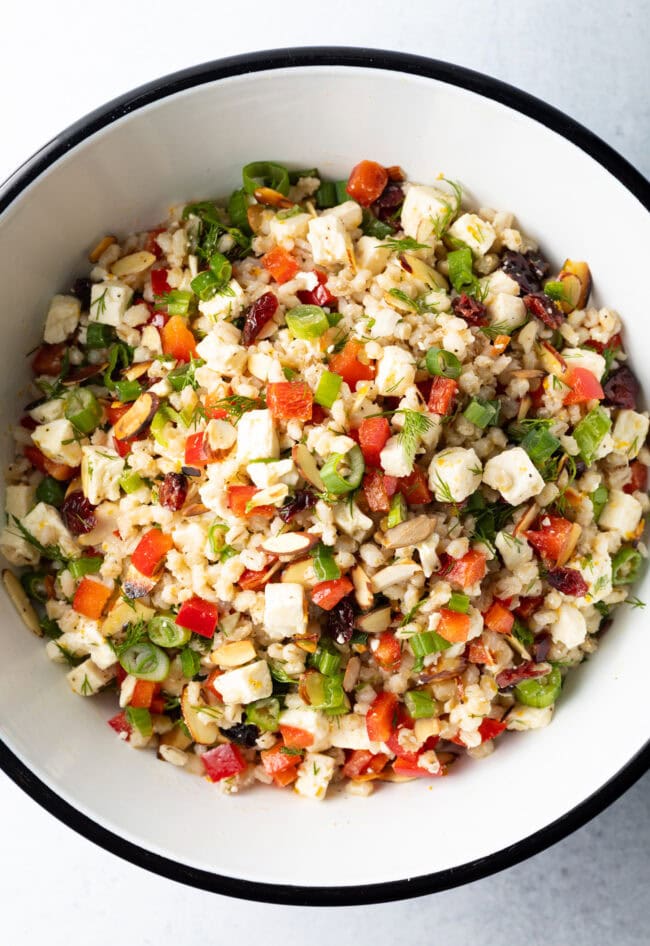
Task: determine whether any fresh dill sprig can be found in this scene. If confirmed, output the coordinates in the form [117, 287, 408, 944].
[211, 394, 265, 423]
[90, 289, 108, 317]
[480, 320, 526, 341]
[381, 236, 430, 253]
[10, 516, 68, 563]
[430, 470, 455, 505]
[432, 179, 463, 239]
[112, 619, 150, 659]
[396, 410, 435, 469]
[387, 288, 437, 316]
[55, 643, 85, 667]
[626, 596, 646, 609]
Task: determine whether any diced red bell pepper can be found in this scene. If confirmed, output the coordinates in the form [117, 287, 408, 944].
[177, 596, 219, 638]
[483, 600, 515, 635]
[108, 711, 131, 736]
[366, 691, 398, 743]
[359, 416, 391, 467]
[478, 718, 507, 743]
[468, 639, 492, 665]
[72, 578, 112, 620]
[446, 549, 487, 588]
[436, 608, 471, 643]
[525, 515, 575, 564]
[328, 339, 376, 390]
[184, 432, 214, 468]
[150, 268, 171, 296]
[372, 631, 402, 670]
[583, 332, 622, 355]
[261, 744, 302, 777]
[145, 228, 165, 259]
[129, 680, 161, 710]
[624, 460, 648, 494]
[393, 752, 443, 778]
[267, 382, 313, 421]
[23, 445, 77, 482]
[297, 270, 337, 307]
[342, 749, 389, 779]
[311, 577, 354, 611]
[346, 160, 389, 207]
[397, 468, 432, 506]
[427, 377, 458, 416]
[131, 529, 174, 578]
[262, 245, 299, 284]
[280, 725, 314, 749]
[563, 366, 604, 405]
[201, 743, 247, 782]
[363, 469, 395, 513]
[161, 314, 197, 363]
[274, 767, 300, 788]
[227, 485, 276, 519]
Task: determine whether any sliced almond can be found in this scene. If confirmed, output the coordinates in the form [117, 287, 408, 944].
[111, 251, 156, 278]
[399, 253, 448, 290]
[417, 656, 467, 682]
[158, 744, 188, 766]
[181, 682, 219, 745]
[113, 392, 159, 440]
[102, 599, 154, 638]
[253, 187, 295, 209]
[247, 204, 266, 233]
[65, 477, 83, 498]
[281, 557, 318, 588]
[343, 655, 361, 692]
[413, 717, 441, 741]
[211, 639, 256, 668]
[61, 364, 107, 386]
[294, 635, 319, 654]
[383, 515, 436, 550]
[123, 361, 153, 381]
[355, 606, 392, 634]
[183, 502, 209, 518]
[537, 340, 567, 379]
[560, 259, 592, 310]
[513, 502, 539, 537]
[557, 522, 582, 567]
[247, 483, 288, 510]
[370, 560, 421, 593]
[160, 723, 193, 751]
[517, 395, 531, 422]
[122, 563, 158, 599]
[89, 235, 116, 263]
[292, 443, 326, 492]
[3, 569, 41, 636]
[351, 563, 374, 610]
[261, 532, 319, 559]
[384, 288, 416, 314]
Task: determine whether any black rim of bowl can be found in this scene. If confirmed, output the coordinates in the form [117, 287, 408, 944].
[0, 46, 648, 907]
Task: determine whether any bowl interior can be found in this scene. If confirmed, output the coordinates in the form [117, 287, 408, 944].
[0, 60, 648, 893]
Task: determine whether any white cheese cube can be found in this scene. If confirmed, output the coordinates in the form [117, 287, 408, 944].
[217, 660, 273, 705]
[486, 293, 527, 333]
[380, 435, 412, 478]
[236, 409, 279, 464]
[375, 345, 415, 396]
[269, 211, 311, 247]
[329, 713, 383, 752]
[401, 185, 451, 244]
[355, 235, 391, 275]
[367, 305, 401, 338]
[32, 418, 82, 467]
[0, 485, 38, 565]
[416, 531, 440, 577]
[562, 347, 606, 382]
[205, 419, 237, 452]
[428, 447, 482, 503]
[307, 215, 352, 266]
[44, 294, 81, 344]
[598, 488, 643, 538]
[5, 484, 35, 520]
[495, 531, 533, 570]
[247, 458, 298, 488]
[294, 752, 336, 800]
[195, 332, 247, 378]
[551, 603, 587, 650]
[29, 399, 65, 423]
[483, 269, 521, 301]
[507, 705, 553, 731]
[482, 447, 545, 505]
[611, 410, 649, 459]
[140, 324, 163, 355]
[81, 446, 124, 505]
[264, 583, 307, 640]
[571, 534, 612, 604]
[89, 282, 133, 327]
[279, 708, 331, 751]
[197, 278, 246, 320]
[326, 200, 363, 230]
[448, 213, 495, 257]
[20, 503, 79, 560]
[247, 351, 275, 382]
[67, 658, 116, 696]
[333, 502, 374, 541]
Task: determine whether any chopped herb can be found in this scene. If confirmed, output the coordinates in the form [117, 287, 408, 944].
[10, 517, 68, 563]
[626, 596, 646, 609]
[55, 643, 84, 667]
[167, 357, 205, 392]
[381, 236, 430, 252]
[396, 410, 435, 469]
[280, 746, 304, 756]
[211, 394, 265, 423]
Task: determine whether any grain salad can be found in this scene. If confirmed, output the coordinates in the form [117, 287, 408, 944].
[2, 158, 647, 800]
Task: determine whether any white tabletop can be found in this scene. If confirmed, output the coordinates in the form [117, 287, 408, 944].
[1, 1, 649, 941]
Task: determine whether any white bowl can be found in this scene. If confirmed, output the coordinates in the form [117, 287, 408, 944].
[0, 48, 648, 905]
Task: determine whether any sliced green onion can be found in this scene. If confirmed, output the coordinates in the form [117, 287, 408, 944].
[228, 188, 252, 233]
[164, 290, 193, 316]
[447, 247, 477, 294]
[36, 476, 66, 507]
[125, 706, 153, 737]
[335, 181, 350, 204]
[114, 379, 142, 403]
[312, 641, 342, 676]
[191, 269, 224, 301]
[521, 426, 561, 466]
[573, 407, 612, 465]
[361, 210, 393, 240]
[151, 406, 180, 448]
[148, 614, 191, 649]
[208, 251, 232, 282]
[320, 445, 365, 495]
[463, 397, 500, 429]
[20, 571, 48, 602]
[269, 660, 296, 684]
[242, 161, 290, 196]
[304, 671, 349, 715]
[314, 370, 342, 409]
[285, 305, 329, 340]
[326, 310, 343, 327]
[612, 546, 643, 585]
[512, 617, 534, 647]
[207, 521, 229, 558]
[311, 542, 341, 582]
[120, 641, 170, 682]
[590, 484, 609, 521]
[316, 181, 337, 209]
[68, 557, 102, 580]
[410, 631, 451, 657]
[515, 667, 562, 708]
[246, 697, 280, 732]
[40, 617, 62, 638]
[180, 646, 201, 679]
[387, 492, 407, 528]
[447, 592, 470, 613]
[86, 322, 115, 349]
[289, 168, 318, 184]
[104, 343, 132, 391]
[404, 690, 437, 719]
[425, 347, 461, 380]
[119, 469, 144, 494]
[64, 388, 102, 434]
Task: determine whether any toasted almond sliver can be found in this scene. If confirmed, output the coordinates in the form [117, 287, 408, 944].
[512, 502, 539, 537]
[211, 640, 256, 669]
[3, 570, 42, 636]
[89, 235, 116, 263]
[111, 251, 156, 277]
[253, 187, 295, 209]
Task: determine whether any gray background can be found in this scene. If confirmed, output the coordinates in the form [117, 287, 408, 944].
[0, 0, 648, 942]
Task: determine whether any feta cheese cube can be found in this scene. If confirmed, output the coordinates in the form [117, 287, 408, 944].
[307, 215, 352, 266]
[448, 213, 495, 257]
[551, 603, 587, 650]
[5, 483, 35, 520]
[428, 447, 482, 503]
[332, 502, 374, 541]
[236, 409, 279, 464]
[32, 418, 82, 467]
[247, 458, 298, 488]
[486, 293, 527, 333]
[89, 282, 133, 327]
[375, 345, 416, 396]
[598, 488, 643, 538]
[355, 235, 391, 275]
[367, 305, 401, 338]
[264, 583, 307, 640]
[507, 705, 553, 731]
[482, 447, 545, 505]
[67, 658, 116, 696]
[562, 347, 606, 382]
[195, 332, 247, 378]
[380, 435, 412, 478]
[140, 324, 163, 355]
[81, 446, 124, 505]
[483, 269, 521, 300]
[401, 185, 451, 244]
[0, 484, 38, 565]
[212, 660, 273, 705]
[571, 534, 612, 603]
[205, 418, 237, 452]
[269, 211, 311, 247]
[416, 531, 440, 577]
[248, 351, 275, 382]
[294, 752, 336, 800]
[329, 713, 384, 752]
[325, 200, 363, 230]
[495, 531, 533, 570]
[611, 410, 649, 459]
[197, 278, 246, 320]
[20, 503, 79, 560]
[29, 399, 65, 424]
[44, 294, 81, 344]
[279, 708, 331, 751]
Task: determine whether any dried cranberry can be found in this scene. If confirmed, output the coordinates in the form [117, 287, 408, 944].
[32, 343, 66, 377]
[70, 278, 92, 310]
[532, 632, 552, 663]
[242, 291, 278, 346]
[61, 491, 97, 535]
[502, 250, 549, 294]
[545, 567, 589, 597]
[279, 490, 317, 523]
[495, 660, 551, 689]
[523, 292, 564, 329]
[158, 472, 188, 511]
[603, 365, 638, 409]
[452, 293, 488, 326]
[219, 722, 259, 747]
[372, 182, 404, 223]
[327, 595, 355, 645]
